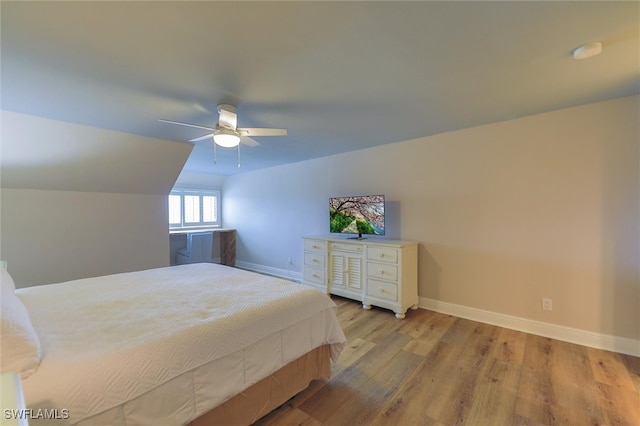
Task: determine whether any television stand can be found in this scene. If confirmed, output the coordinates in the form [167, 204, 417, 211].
[302, 236, 418, 319]
[347, 233, 365, 240]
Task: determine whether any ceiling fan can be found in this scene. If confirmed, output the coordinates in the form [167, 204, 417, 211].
[159, 104, 287, 167]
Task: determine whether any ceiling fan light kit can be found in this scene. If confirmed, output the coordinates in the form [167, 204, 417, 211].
[213, 129, 240, 148]
[159, 103, 287, 168]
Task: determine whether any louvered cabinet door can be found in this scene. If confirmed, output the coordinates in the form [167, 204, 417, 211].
[329, 253, 345, 290]
[328, 252, 363, 300]
[346, 256, 362, 291]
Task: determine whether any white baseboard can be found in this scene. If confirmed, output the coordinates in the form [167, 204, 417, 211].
[236, 261, 302, 283]
[420, 297, 639, 357]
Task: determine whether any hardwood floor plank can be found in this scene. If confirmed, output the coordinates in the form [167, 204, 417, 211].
[296, 363, 370, 423]
[422, 323, 499, 424]
[346, 330, 412, 376]
[587, 347, 638, 391]
[484, 356, 522, 392]
[522, 333, 555, 371]
[465, 359, 520, 425]
[297, 331, 412, 423]
[402, 312, 457, 357]
[516, 335, 560, 424]
[423, 363, 478, 425]
[455, 322, 500, 371]
[514, 365, 561, 425]
[257, 406, 321, 426]
[370, 401, 445, 426]
[595, 381, 640, 425]
[322, 349, 423, 425]
[621, 354, 640, 392]
[440, 316, 478, 346]
[551, 341, 608, 425]
[368, 340, 464, 425]
[253, 299, 639, 426]
[552, 381, 607, 426]
[552, 340, 594, 388]
[395, 307, 440, 338]
[492, 326, 527, 364]
[332, 337, 376, 374]
[337, 306, 389, 342]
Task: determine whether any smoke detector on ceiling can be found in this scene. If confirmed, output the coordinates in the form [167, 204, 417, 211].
[572, 42, 602, 60]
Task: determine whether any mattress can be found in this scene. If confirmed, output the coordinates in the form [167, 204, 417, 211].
[16, 264, 346, 425]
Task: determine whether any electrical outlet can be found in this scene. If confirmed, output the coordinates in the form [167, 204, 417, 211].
[542, 298, 553, 311]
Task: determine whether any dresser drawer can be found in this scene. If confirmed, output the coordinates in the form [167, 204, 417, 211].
[367, 278, 398, 302]
[330, 242, 364, 253]
[304, 267, 325, 286]
[367, 246, 399, 263]
[367, 261, 398, 281]
[304, 239, 327, 253]
[304, 252, 325, 268]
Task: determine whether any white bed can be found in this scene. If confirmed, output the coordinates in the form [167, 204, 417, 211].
[0, 263, 346, 425]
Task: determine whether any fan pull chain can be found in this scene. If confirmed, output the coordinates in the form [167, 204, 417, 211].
[237, 143, 241, 168]
[213, 137, 217, 164]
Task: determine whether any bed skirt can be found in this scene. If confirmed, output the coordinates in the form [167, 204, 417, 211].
[189, 344, 330, 426]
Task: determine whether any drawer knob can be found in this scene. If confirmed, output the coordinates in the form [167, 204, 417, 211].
[378, 269, 384, 275]
[312, 273, 319, 278]
[378, 287, 385, 293]
[379, 253, 384, 258]
[313, 258, 319, 263]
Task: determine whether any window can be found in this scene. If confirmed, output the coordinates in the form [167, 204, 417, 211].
[169, 189, 221, 229]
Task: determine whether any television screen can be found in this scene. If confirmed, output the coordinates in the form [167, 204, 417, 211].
[330, 195, 385, 238]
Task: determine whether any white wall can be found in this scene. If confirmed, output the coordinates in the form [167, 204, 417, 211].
[1, 189, 171, 287]
[1, 110, 193, 194]
[0, 112, 193, 286]
[223, 96, 639, 343]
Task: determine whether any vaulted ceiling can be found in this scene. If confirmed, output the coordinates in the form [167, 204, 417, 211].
[2, 1, 638, 176]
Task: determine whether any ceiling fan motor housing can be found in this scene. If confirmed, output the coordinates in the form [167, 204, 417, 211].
[217, 104, 238, 131]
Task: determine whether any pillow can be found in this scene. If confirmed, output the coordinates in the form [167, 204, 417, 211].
[1, 268, 16, 293]
[1, 273, 42, 378]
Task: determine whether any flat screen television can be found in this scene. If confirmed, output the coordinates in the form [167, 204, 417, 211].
[329, 195, 385, 239]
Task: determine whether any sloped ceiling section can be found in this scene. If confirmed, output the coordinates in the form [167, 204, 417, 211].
[2, 1, 638, 176]
[1, 111, 193, 194]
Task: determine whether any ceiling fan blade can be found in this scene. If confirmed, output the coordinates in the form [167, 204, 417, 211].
[240, 136, 260, 147]
[238, 128, 288, 137]
[158, 119, 215, 132]
[189, 134, 214, 142]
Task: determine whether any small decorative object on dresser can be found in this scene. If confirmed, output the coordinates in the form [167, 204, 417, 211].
[302, 236, 418, 319]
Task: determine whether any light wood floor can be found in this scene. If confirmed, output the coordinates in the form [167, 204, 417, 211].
[256, 296, 639, 426]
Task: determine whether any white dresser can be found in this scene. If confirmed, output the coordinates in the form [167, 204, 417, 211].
[302, 236, 418, 319]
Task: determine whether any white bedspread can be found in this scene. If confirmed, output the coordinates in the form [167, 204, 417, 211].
[17, 264, 346, 425]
